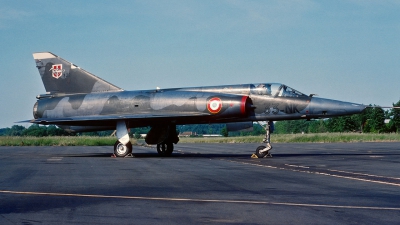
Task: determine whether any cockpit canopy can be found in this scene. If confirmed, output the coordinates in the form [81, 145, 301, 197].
[179, 83, 308, 98]
[251, 83, 307, 97]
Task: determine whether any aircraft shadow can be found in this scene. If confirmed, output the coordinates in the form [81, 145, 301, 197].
[64, 153, 251, 158]
[62, 152, 400, 159]
[274, 153, 400, 157]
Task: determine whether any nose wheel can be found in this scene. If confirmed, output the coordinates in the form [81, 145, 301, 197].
[254, 144, 272, 158]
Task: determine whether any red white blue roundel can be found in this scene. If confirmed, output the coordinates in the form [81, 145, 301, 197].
[207, 97, 222, 114]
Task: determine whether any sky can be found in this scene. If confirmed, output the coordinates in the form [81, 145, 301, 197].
[0, 0, 399, 128]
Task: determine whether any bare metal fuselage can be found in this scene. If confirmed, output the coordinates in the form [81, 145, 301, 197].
[32, 83, 365, 132]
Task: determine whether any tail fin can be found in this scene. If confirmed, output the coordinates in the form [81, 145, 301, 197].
[33, 52, 123, 94]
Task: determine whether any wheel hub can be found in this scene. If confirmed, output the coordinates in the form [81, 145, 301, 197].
[116, 143, 127, 155]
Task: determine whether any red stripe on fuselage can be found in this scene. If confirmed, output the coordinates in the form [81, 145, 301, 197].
[241, 96, 248, 115]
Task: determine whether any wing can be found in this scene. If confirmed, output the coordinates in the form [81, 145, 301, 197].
[21, 112, 212, 126]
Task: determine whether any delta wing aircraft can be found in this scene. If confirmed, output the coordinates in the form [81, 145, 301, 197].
[24, 52, 368, 158]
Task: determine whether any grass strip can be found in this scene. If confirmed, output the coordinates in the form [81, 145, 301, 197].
[0, 133, 399, 146]
[0, 136, 136, 146]
[178, 133, 400, 144]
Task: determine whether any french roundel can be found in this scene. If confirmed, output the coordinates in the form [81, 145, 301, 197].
[207, 97, 222, 114]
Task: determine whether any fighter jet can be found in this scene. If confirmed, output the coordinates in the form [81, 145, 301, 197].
[24, 52, 367, 158]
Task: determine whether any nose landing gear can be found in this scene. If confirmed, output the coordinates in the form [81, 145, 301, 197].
[252, 121, 273, 158]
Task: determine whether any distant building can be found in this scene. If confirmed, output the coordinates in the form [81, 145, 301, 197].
[179, 131, 197, 137]
[202, 134, 223, 137]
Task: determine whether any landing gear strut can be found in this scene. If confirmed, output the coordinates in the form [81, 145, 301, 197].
[252, 121, 273, 158]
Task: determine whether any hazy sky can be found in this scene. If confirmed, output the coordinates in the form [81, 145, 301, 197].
[0, 0, 399, 128]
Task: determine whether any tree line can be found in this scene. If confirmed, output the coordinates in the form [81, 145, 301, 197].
[0, 124, 73, 137]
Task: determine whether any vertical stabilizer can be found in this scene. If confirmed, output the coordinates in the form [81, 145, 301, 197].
[33, 52, 123, 94]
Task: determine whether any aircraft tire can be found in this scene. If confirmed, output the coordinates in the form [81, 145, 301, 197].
[255, 145, 267, 158]
[157, 142, 173, 157]
[114, 141, 132, 157]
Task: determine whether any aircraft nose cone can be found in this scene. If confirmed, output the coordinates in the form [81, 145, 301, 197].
[309, 97, 366, 117]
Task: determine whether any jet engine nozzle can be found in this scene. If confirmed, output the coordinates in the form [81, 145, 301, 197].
[33, 102, 39, 119]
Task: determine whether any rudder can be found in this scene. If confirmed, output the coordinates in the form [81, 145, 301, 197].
[33, 52, 123, 94]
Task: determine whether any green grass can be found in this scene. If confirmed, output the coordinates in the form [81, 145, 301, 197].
[272, 133, 400, 143]
[0, 133, 399, 146]
[0, 136, 137, 146]
[178, 133, 400, 144]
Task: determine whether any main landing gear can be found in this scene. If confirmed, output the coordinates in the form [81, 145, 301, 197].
[157, 142, 174, 157]
[113, 121, 133, 157]
[145, 124, 179, 157]
[252, 121, 273, 158]
[111, 122, 179, 158]
[114, 141, 132, 157]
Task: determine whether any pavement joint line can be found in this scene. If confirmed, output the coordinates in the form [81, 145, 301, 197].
[0, 190, 399, 211]
[285, 163, 400, 180]
[221, 159, 400, 187]
[326, 169, 400, 180]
